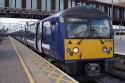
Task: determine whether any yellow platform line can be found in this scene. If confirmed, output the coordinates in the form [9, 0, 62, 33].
[55, 74, 64, 83]
[48, 75, 71, 82]
[70, 80, 75, 83]
[10, 37, 35, 83]
[48, 69, 56, 76]
[42, 65, 50, 71]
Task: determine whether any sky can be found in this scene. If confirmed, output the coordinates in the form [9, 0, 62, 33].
[0, 18, 38, 24]
[0, 18, 38, 32]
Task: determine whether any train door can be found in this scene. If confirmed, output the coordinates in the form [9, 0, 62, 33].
[42, 20, 57, 57]
[42, 21, 52, 54]
[50, 20, 57, 57]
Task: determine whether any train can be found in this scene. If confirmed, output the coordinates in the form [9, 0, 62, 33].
[12, 6, 114, 75]
[113, 25, 125, 36]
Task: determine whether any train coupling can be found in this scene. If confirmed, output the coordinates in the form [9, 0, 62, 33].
[85, 63, 100, 76]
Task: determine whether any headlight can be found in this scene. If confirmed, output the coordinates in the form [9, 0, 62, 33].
[73, 47, 79, 53]
[66, 48, 71, 52]
[102, 46, 107, 53]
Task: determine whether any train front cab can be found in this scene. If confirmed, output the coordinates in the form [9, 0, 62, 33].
[63, 17, 114, 75]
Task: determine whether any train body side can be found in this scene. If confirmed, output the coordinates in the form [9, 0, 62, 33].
[40, 17, 65, 61]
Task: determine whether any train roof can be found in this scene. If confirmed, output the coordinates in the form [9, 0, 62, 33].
[41, 6, 108, 22]
[52, 5, 107, 17]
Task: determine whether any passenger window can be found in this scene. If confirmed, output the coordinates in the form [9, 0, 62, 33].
[43, 21, 51, 35]
[121, 32, 124, 35]
[116, 32, 119, 35]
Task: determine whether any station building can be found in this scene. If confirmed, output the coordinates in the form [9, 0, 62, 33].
[0, 0, 125, 26]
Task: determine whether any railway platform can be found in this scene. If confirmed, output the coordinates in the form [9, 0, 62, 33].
[114, 36, 125, 55]
[112, 36, 125, 77]
[0, 37, 78, 83]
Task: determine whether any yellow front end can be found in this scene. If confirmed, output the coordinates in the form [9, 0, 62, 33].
[65, 39, 113, 60]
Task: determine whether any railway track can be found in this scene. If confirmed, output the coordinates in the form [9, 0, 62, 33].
[103, 53, 125, 82]
[70, 69, 125, 83]
[94, 53, 125, 83]
[71, 69, 125, 83]
[95, 73, 125, 83]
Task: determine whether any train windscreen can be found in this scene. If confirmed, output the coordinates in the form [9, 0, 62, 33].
[66, 18, 90, 38]
[91, 19, 110, 38]
[66, 18, 110, 38]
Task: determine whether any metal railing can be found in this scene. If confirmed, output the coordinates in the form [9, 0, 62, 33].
[0, 7, 57, 15]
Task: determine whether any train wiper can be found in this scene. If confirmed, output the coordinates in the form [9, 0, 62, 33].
[77, 39, 83, 45]
[99, 39, 104, 44]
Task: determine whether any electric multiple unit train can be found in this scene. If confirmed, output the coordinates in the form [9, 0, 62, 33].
[13, 6, 114, 75]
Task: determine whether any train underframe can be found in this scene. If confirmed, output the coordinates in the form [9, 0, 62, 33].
[65, 60, 109, 76]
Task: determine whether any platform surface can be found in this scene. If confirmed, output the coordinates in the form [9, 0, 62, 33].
[0, 37, 29, 83]
[0, 37, 78, 83]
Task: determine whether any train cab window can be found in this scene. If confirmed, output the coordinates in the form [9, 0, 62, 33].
[92, 19, 110, 38]
[66, 18, 90, 38]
